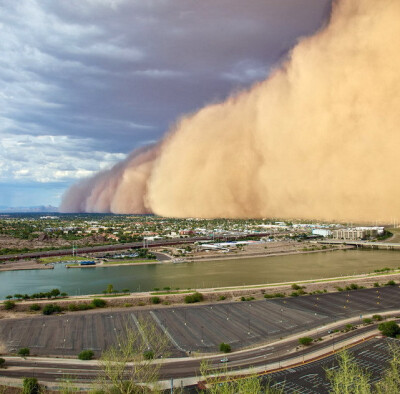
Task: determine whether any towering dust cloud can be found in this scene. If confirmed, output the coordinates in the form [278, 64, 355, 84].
[60, 0, 400, 222]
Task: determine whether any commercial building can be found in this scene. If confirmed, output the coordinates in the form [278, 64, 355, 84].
[332, 227, 384, 240]
[312, 228, 333, 237]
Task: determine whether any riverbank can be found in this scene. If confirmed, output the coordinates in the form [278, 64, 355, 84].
[0, 259, 53, 272]
[66, 259, 161, 268]
[3, 268, 400, 318]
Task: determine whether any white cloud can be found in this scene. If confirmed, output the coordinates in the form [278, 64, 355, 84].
[0, 133, 126, 183]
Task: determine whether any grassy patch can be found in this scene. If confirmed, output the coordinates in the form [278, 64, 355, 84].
[39, 255, 87, 264]
[91, 294, 126, 298]
[150, 290, 194, 295]
[102, 259, 157, 265]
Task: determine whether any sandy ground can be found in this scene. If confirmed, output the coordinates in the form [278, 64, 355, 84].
[386, 228, 400, 243]
[0, 259, 53, 271]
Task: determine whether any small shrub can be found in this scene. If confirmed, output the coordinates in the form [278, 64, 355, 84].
[291, 284, 301, 290]
[162, 300, 171, 305]
[163, 286, 171, 291]
[18, 347, 30, 357]
[143, 350, 154, 360]
[344, 324, 354, 332]
[43, 303, 62, 315]
[374, 282, 380, 288]
[137, 301, 145, 306]
[184, 292, 204, 304]
[151, 296, 161, 304]
[4, 300, 15, 310]
[78, 349, 94, 360]
[122, 288, 130, 293]
[290, 292, 299, 297]
[91, 298, 107, 308]
[373, 314, 383, 321]
[363, 318, 373, 324]
[22, 377, 40, 394]
[0, 357, 5, 368]
[218, 295, 226, 301]
[123, 303, 132, 307]
[264, 293, 285, 299]
[336, 287, 344, 292]
[298, 337, 313, 346]
[219, 343, 231, 353]
[386, 280, 396, 286]
[29, 304, 41, 311]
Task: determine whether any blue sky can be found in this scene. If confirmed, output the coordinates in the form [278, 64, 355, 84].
[0, 0, 331, 208]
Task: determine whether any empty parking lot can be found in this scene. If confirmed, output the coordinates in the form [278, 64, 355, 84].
[1, 286, 400, 356]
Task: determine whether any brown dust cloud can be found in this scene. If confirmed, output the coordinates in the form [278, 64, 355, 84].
[60, 0, 400, 223]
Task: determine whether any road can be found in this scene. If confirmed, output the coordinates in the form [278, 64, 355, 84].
[0, 321, 386, 386]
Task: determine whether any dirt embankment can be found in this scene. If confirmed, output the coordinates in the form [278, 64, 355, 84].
[0, 259, 53, 271]
[0, 233, 110, 252]
[2, 271, 400, 317]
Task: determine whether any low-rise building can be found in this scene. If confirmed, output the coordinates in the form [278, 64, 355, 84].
[332, 227, 384, 240]
[312, 229, 333, 237]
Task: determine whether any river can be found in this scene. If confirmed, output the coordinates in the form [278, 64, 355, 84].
[0, 249, 400, 299]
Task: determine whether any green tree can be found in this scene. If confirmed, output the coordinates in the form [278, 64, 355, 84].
[298, 337, 313, 346]
[18, 347, 30, 357]
[219, 343, 231, 353]
[50, 288, 61, 298]
[184, 292, 204, 304]
[0, 358, 5, 368]
[106, 284, 114, 294]
[91, 298, 107, 308]
[78, 350, 94, 360]
[43, 303, 62, 315]
[378, 321, 400, 338]
[151, 296, 161, 304]
[4, 300, 15, 310]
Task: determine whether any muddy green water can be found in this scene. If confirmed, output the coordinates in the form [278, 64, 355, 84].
[1, 249, 400, 299]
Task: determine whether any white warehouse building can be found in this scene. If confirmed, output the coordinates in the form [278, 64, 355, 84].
[312, 228, 333, 237]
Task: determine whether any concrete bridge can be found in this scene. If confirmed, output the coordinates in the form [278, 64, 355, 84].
[318, 239, 400, 250]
